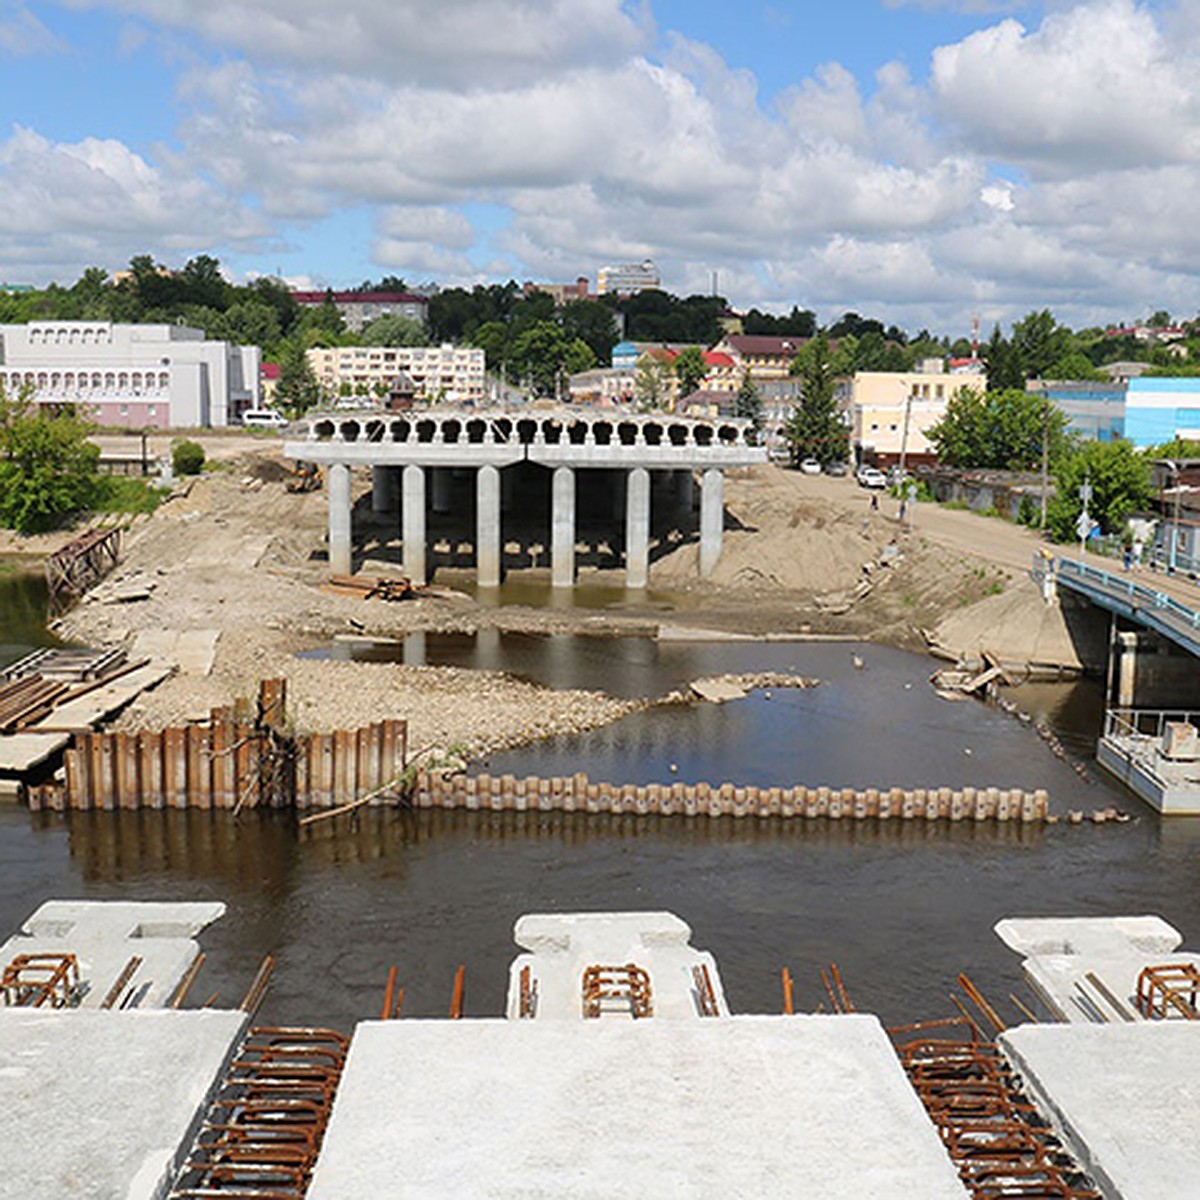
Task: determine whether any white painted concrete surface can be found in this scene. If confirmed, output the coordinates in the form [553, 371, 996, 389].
[995, 916, 1198, 1023]
[1002, 1022, 1200, 1200]
[308, 1014, 968, 1200]
[506, 910, 728, 1019]
[0, 1007, 246, 1200]
[1, 900, 225, 1009]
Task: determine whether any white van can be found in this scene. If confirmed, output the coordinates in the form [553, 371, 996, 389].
[241, 409, 289, 429]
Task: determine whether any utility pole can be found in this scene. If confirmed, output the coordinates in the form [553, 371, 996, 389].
[897, 385, 914, 478]
[1039, 392, 1049, 530]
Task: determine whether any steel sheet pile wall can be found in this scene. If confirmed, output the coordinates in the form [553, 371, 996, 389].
[415, 773, 1048, 823]
[28, 679, 408, 813]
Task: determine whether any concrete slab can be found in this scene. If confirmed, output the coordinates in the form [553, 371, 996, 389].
[0, 731, 70, 774]
[26, 663, 173, 731]
[995, 916, 1199, 1022]
[308, 1015, 968, 1199]
[507, 911, 729, 1019]
[0, 1007, 247, 1200]
[1002, 1022, 1200, 1200]
[1, 900, 226, 1009]
[130, 629, 219, 676]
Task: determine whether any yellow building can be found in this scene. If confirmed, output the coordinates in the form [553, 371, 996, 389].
[306, 344, 486, 404]
[852, 369, 983, 468]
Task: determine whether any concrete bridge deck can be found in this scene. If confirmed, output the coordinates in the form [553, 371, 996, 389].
[285, 407, 767, 585]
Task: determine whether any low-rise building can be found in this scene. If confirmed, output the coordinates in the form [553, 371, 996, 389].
[852, 369, 976, 469]
[567, 366, 636, 406]
[0, 320, 259, 428]
[290, 290, 428, 333]
[709, 334, 807, 384]
[306, 344, 486, 405]
[1026, 381, 1127, 442]
[1125, 378, 1200, 447]
[522, 277, 592, 305]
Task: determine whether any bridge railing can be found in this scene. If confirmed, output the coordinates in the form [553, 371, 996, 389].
[1105, 707, 1200, 745]
[1053, 557, 1200, 640]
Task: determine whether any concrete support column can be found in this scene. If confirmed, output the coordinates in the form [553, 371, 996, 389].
[626, 466, 650, 589]
[551, 466, 576, 588]
[476, 465, 501, 588]
[700, 468, 724, 578]
[327, 462, 352, 577]
[371, 464, 398, 513]
[403, 464, 427, 585]
[431, 468, 452, 515]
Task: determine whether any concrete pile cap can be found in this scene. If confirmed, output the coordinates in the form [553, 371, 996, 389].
[1, 900, 226, 1009]
[507, 910, 729, 1019]
[0, 1007, 247, 1200]
[994, 915, 1199, 1022]
[1001, 1021, 1200, 1200]
[307, 1014, 969, 1199]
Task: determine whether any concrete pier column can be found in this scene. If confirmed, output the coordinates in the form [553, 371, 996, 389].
[371, 464, 398, 513]
[476, 465, 501, 588]
[700, 467, 724, 577]
[403, 464, 427, 585]
[327, 462, 352, 577]
[626, 466, 650, 588]
[551, 466, 576, 588]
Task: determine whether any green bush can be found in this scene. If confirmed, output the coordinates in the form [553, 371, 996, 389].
[93, 475, 166, 516]
[173, 439, 205, 476]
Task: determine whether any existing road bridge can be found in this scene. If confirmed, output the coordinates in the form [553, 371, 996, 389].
[284, 408, 766, 586]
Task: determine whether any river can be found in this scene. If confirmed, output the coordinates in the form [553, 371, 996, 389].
[2, 564, 1197, 1032]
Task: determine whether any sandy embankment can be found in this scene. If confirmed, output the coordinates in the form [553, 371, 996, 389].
[40, 451, 1079, 754]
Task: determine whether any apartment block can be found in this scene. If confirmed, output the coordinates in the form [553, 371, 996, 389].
[306, 344, 486, 404]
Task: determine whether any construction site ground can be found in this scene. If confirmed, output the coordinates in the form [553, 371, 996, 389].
[9, 432, 1182, 757]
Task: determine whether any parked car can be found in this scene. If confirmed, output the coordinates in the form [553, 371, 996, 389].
[799, 457, 822, 475]
[241, 409, 289, 429]
[858, 467, 888, 489]
[824, 461, 849, 477]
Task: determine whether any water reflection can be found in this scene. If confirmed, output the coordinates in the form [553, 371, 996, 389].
[0, 561, 56, 669]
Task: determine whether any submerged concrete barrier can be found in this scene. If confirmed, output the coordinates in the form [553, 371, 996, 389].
[414, 771, 1048, 825]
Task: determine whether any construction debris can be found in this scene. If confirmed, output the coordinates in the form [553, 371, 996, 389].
[322, 574, 415, 602]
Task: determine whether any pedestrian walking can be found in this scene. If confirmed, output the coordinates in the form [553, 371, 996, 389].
[870, 493, 878, 512]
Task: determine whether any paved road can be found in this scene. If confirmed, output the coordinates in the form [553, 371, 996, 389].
[787, 469, 1200, 612]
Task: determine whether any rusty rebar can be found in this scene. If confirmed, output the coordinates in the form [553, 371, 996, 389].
[781, 967, 795, 1015]
[449, 965, 466, 1019]
[100, 955, 143, 1010]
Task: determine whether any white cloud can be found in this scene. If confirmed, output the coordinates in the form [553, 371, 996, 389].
[0, 125, 266, 277]
[0, 3, 64, 54]
[22, 0, 1200, 329]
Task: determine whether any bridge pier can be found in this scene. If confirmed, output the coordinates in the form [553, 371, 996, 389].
[700, 468, 724, 577]
[552, 466, 576, 588]
[625, 467, 650, 588]
[403, 464, 426, 585]
[327, 463, 352, 576]
[476, 465, 501, 588]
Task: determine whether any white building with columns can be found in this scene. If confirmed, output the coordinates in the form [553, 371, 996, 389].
[285, 409, 765, 587]
[0, 321, 259, 428]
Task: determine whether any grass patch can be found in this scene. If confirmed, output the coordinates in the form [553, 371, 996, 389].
[93, 475, 167, 517]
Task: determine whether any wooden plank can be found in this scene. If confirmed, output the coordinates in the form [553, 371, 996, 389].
[211, 716, 231, 809]
[65, 746, 84, 810]
[234, 720, 255, 811]
[114, 732, 136, 810]
[294, 735, 310, 809]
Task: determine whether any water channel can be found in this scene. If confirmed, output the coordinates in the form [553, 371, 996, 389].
[3, 562, 1198, 1032]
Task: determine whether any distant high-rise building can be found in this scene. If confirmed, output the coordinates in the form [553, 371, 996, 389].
[597, 259, 660, 296]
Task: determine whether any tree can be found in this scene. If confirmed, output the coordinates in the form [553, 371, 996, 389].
[784, 334, 849, 464]
[508, 320, 570, 396]
[984, 325, 1026, 391]
[1047, 352, 1103, 382]
[563, 338, 596, 378]
[1012, 309, 1070, 380]
[1046, 441, 1152, 542]
[674, 346, 707, 398]
[634, 355, 670, 411]
[275, 340, 322, 415]
[927, 386, 1068, 469]
[223, 301, 281, 350]
[361, 314, 428, 347]
[735, 371, 762, 429]
[560, 299, 618, 365]
[0, 383, 100, 534]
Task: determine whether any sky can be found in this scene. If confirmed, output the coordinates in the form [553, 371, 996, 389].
[2, 0, 1200, 335]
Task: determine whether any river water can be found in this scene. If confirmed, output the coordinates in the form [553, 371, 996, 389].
[2, 565, 1198, 1032]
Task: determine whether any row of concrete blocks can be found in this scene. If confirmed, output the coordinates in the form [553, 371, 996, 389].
[414, 773, 1049, 823]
